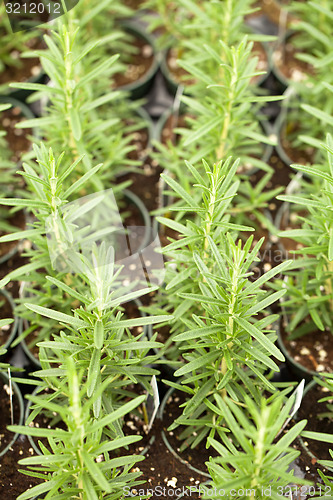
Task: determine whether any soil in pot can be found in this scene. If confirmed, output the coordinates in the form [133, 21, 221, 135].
[0, 434, 44, 499]
[127, 416, 207, 500]
[115, 156, 162, 215]
[0, 37, 44, 90]
[0, 104, 33, 163]
[273, 34, 315, 84]
[125, 118, 150, 163]
[280, 317, 333, 375]
[112, 31, 155, 90]
[161, 390, 218, 477]
[297, 383, 333, 466]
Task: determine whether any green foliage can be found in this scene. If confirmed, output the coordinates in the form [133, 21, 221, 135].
[198, 392, 310, 499]
[275, 135, 333, 337]
[11, 12, 144, 186]
[10, 358, 148, 500]
[279, 1, 333, 162]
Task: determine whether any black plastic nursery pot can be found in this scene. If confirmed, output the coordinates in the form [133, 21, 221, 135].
[113, 22, 160, 100]
[0, 288, 19, 352]
[0, 370, 24, 457]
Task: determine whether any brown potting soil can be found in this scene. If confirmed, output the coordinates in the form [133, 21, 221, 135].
[1, 106, 33, 163]
[0, 38, 43, 87]
[126, 123, 150, 162]
[297, 384, 333, 465]
[160, 113, 191, 146]
[116, 157, 162, 215]
[126, 415, 207, 500]
[280, 318, 333, 374]
[113, 35, 154, 88]
[273, 36, 315, 83]
[0, 434, 45, 499]
[0, 293, 14, 347]
[161, 390, 218, 475]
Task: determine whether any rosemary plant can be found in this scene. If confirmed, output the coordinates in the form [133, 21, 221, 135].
[145, 157, 291, 447]
[0, 144, 103, 348]
[154, 35, 278, 185]
[10, 357, 148, 500]
[277, 1, 333, 163]
[23, 237, 169, 420]
[12, 11, 143, 188]
[167, 232, 290, 448]
[198, 392, 310, 500]
[274, 135, 333, 338]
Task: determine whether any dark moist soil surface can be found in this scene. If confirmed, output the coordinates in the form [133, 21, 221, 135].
[280, 317, 333, 374]
[0, 37, 43, 87]
[297, 384, 333, 464]
[273, 36, 315, 83]
[0, 293, 14, 347]
[113, 34, 154, 88]
[0, 209, 26, 260]
[0, 378, 21, 454]
[1, 106, 33, 163]
[121, 389, 209, 500]
[0, 434, 45, 499]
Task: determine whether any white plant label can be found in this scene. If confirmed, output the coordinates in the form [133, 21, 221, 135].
[276, 379, 305, 438]
[146, 375, 160, 433]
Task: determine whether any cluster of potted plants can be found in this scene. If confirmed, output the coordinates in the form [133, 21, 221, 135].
[1, 0, 333, 498]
